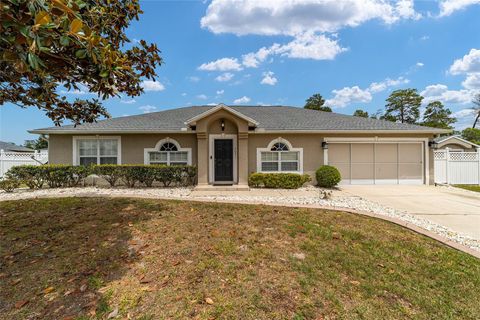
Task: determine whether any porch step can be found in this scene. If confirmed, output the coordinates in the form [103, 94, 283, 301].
[194, 184, 250, 191]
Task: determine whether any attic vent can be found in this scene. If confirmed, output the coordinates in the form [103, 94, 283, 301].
[248, 126, 256, 131]
[190, 125, 196, 131]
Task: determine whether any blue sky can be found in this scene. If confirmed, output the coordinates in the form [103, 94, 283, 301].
[1, 0, 480, 144]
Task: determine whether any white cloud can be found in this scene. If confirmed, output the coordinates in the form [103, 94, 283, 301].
[416, 62, 424, 67]
[141, 80, 165, 92]
[139, 105, 157, 113]
[120, 99, 136, 104]
[181, 92, 187, 96]
[233, 96, 251, 104]
[325, 76, 409, 108]
[201, 0, 421, 36]
[462, 74, 480, 89]
[452, 108, 477, 130]
[439, 0, 480, 17]
[215, 72, 234, 82]
[188, 76, 200, 82]
[368, 77, 410, 93]
[420, 35, 429, 41]
[196, 94, 208, 100]
[260, 71, 277, 85]
[420, 84, 474, 104]
[239, 33, 346, 69]
[198, 57, 243, 71]
[326, 86, 372, 108]
[216, 89, 224, 95]
[449, 49, 480, 75]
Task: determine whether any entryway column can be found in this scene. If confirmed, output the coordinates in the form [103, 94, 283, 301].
[238, 132, 249, 186]
[197, 132, 208, 185]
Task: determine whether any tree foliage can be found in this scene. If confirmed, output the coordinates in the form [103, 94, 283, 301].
[24, 134, 48, 150]
[353, 109, 369, 118]
[304, 93, 332, 112]
[0, 0, 162, 125]
[462, 128, 480, 145]
[421, 101, 456, 129]
[384, 89, 423, 124]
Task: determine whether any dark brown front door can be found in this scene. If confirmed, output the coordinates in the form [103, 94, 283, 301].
[214, 139, 233, 182]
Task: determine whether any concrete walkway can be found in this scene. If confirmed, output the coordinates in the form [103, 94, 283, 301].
[341, 185, 480, 240]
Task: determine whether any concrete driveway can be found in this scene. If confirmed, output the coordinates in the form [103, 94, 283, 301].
[341, 185, 480, 240]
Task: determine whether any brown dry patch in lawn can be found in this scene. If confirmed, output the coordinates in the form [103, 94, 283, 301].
[1, 198, 480, 320]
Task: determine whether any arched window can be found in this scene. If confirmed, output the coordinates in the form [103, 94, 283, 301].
[257, 138, 302, 173]
[145, 138, 191, 166]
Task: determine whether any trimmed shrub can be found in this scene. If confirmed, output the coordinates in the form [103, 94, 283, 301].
[248, 173, 311, 189]
[0, 179, 20, 192]
[315, 165, 341, 188]
[6, 165, 92, 189]
[6, 165, 45, 189]
[92, 165, 123, 187]
[5, 164, 197, 189]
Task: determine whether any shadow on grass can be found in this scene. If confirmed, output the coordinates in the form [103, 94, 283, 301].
[0, 197, 156, 320]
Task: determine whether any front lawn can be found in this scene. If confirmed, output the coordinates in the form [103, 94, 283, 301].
[1, 198, 479, 319]
[454, 184, 480, 193]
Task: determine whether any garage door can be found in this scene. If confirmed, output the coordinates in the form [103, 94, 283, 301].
[328, 143, 424, 185]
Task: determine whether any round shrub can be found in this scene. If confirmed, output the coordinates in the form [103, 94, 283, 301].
[315, 165, 341, 188]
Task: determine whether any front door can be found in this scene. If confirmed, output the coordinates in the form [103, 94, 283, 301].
[214, 139, 233, 182]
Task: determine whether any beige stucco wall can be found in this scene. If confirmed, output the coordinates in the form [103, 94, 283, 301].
[438, 143, 476, 152]
[48, 134, 197, 165]
[49, 134, 73, 164]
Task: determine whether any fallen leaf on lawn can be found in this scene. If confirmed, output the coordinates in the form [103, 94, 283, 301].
[64, 290, 74, 296]
[350, 280, 360, 286]
[205, 298, 214, 305]
[15, 300, 29, 309]
[43, 286, 55, 294]
[141, 286, 154, 292]
[107, 307, 119, 319]
[377, 263, 385, 268]
[12, 278, 22, 285]
[80, 284, 87, 292]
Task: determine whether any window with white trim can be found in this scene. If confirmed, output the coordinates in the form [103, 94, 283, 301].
[260, 142, 300, 172]
[77, 138, 119, 165]
[148, 141, 189, 165]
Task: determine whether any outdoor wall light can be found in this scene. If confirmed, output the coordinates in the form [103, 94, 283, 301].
[221, 119, 225, 131]
[322, 141, 329, 149]
[428, 140, 438, 149]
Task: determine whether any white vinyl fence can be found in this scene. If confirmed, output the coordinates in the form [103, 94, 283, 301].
[0, 150, 48, 178]
[434, 149, 480, 185]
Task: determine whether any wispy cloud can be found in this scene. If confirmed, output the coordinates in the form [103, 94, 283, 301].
[139, 105, 157, 113]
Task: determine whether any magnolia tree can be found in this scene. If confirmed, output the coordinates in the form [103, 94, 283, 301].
[0, 0, 162, 125]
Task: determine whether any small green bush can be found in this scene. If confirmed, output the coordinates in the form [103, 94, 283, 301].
[6, 165, 92, 189]
[315, 165, 341, 188]
[93, 164, 123, 187]
[6, 165, 45, 189]
[5, 164, 197, 189]
[0, 179, 20, 192]
[248, 173, 311, 189]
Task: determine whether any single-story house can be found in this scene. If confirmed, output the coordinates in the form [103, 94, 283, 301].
[0, 141, 34, 153]
[433, 135, 479, 152]
[30, 104, 448, 188]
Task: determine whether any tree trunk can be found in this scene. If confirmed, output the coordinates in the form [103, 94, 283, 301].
[474, 113, 480, 128]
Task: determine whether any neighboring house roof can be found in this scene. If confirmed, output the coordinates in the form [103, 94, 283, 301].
[0, 141, 34, 152]
[434, 135, 480, 148]
[30, 105, 449, 134]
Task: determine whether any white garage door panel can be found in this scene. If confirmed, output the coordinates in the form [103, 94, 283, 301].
[329, 142, 424, 185]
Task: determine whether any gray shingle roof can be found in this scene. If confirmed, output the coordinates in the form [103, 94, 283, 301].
[0, 141, 34, 152]
[30, 105, 447, 133]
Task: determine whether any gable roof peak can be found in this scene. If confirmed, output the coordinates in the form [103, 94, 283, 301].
[185, 103, 259, 126]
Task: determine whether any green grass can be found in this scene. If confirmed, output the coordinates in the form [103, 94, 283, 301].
[1, 197, 480, 319]
[454, 184, 480, 193]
